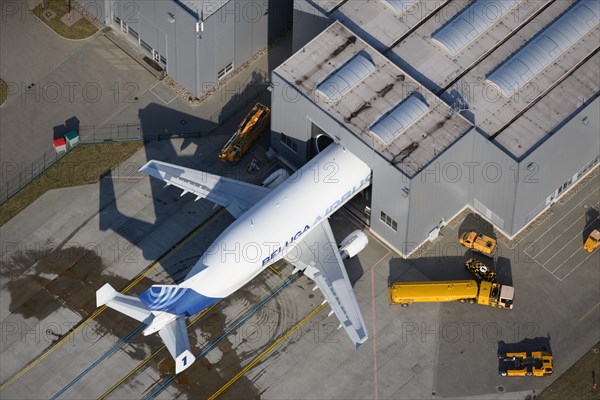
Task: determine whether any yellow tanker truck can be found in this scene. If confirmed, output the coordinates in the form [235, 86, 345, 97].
[388, 279, 514, 309]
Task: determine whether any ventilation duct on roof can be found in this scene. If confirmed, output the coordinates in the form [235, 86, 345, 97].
[486, 0, 600, 97]
[383, 0, 420, 15]
[432, 0, 521, 56]
[317, 54, 376, 101]
[370, 95, 429, 144]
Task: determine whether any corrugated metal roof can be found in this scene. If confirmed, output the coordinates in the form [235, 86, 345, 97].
[432, 0, 521, 56]
[383, 0, 420, 15]
[370, 95, 429, 144]
[487, 0, 600, 97]
[317, 54, 376, 101]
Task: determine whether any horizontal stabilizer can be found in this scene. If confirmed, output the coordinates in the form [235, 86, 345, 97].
[159, 317, 196, 374]
[96, 284, 153, 324]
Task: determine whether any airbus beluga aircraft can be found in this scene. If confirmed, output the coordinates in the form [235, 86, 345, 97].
[96, 143, 372, 373]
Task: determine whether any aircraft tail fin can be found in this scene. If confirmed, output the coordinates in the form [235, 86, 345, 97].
[158, 317, 196, 373]
[96, 284, 197, 373]
[96, 283, 153, 324]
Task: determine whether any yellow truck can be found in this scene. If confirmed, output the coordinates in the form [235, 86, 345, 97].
[584, 229, 600, 252]
[218, 103, 270, 163]
[499, 351, 553, 377]
[465, 258, 496, 282]
[388, 279, 514, 309]
[459, 231, 497, 256]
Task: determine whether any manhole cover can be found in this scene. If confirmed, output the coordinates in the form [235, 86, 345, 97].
[43, 10, 56, 20]
[444, 309, 452, 315]
[583, 204, 589, 209]
[497, 386, 504, 392]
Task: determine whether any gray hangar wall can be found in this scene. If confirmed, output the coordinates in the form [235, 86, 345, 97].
[292, 0, 331, 53]
[81, 0, 269, 97]
[468, 131, 519, 236]
[512, 97, 600, 234]
[406, 129, 475, 253]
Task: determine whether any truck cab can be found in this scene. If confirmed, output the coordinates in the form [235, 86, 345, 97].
[460, 231, 497, 256]
[497, 285, 514, 309]
[499, 351, 553, 376]
[584, 229, 600, 252]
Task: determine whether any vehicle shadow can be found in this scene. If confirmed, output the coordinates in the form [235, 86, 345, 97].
[52, 116, 80, 140]
[582, 206, 599, 245]
[458, 213, 496, 240]
[388, 255, 512, 287]
[498, 336, 553, 355]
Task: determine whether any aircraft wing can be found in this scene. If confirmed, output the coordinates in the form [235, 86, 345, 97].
[139, 160, 271, 218]
[284, 219, 368, 347]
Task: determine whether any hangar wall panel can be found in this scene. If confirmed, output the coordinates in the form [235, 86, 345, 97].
[408, 130, 474, 246]
[216, 6, 235, 76]
[512, 97, 600, 233]
[234, 3, 253, 66]
[292, 0, 332, 53]
[250, 1, 268, 57]
[468, 131, 518, 234]
[174, 11, 197, 93]
[107, 0, 269, 97]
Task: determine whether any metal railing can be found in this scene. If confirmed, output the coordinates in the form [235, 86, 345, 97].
[0, 92, 263, 205]
[0, 147, 65, 205]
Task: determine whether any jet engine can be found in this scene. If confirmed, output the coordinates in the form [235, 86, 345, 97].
[262, 168, 289, 189]
[339, 230, 369, 259]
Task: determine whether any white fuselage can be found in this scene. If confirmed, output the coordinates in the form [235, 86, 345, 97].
[181, 144, 372, 298]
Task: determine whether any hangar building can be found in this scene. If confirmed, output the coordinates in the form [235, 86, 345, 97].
[79, 0, 291, 97]
[270, 0, 600, 255]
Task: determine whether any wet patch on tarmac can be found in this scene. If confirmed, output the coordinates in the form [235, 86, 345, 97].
[145, 309, 260, 399]
[140, 273, 300, 399]
[3, 244, 129, 320]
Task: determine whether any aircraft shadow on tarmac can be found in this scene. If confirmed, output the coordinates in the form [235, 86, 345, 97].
[98, 71, 277, 282]
[497, 336, 553, 356]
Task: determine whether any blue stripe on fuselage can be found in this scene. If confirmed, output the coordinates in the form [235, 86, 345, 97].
[139, 285, 220, 316]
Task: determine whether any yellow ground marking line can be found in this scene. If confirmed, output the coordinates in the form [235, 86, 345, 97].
[208, 303, 327, 400]
[268, 265, 282, 276]
[97, 302, 219, 400]
[0, 209, 225, 392]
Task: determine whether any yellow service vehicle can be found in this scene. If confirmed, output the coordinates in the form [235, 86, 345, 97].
[584, 229, 600, 252]
[499, 351, 553, 377]
[459, 231, 497, 256]
[388, 279, 514, 309]
[218, 103, 270, 163]
[465, 258, 496, 282]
